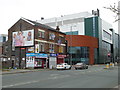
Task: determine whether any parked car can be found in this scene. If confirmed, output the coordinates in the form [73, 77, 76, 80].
[74, 63, 88, 70]
[56, 63, 71, 70]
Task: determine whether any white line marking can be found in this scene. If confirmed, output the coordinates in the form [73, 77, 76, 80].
[113, 85, 120, 88]
[2, 80, 39, 88]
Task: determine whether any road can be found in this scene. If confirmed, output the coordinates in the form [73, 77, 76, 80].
[2, 65, 118, 88]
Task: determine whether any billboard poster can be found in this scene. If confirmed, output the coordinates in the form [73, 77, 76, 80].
[12, 30, 34, 47]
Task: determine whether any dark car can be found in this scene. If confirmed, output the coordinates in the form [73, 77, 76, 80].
[74, 63, 88, 70]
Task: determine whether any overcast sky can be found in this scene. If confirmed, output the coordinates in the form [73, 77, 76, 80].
[0, 0, 119, 34]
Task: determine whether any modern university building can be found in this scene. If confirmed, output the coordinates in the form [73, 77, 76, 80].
[37, 9, 119, 65]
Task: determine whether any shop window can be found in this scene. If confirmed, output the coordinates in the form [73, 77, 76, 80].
[49, 44, 54, 53]
[49, 33, 55, 40]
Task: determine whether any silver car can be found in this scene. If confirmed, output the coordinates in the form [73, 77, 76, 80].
[74, 63, 88, 70]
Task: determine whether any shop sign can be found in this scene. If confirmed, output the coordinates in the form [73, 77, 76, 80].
[27, 47, 34, 53]
[26, 53, 35, 57]
[50, 53, 58, 57]
[21, 48, 25, 50]
[35, 53, 48, 58]
[35, 44, 39, 53]
[57, 55, 66, 58]
[26, 53, 48, 58]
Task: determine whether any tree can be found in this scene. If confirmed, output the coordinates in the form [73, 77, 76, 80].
[104, 2, 120, 22]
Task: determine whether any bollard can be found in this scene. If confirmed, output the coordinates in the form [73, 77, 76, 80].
[106, 64, 109, 69]
[115, 62, 117, 66]
[110, 63, 112, 66]
[112, 63, 114, 67]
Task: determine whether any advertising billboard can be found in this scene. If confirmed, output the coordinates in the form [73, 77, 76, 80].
[12, 30, 34, 47]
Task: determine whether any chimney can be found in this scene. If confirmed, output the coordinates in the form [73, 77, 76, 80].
[56, 26, 60, 31]
[41, 17, 44, 20]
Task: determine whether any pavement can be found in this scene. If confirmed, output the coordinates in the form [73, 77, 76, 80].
[1, 68, 50, 75]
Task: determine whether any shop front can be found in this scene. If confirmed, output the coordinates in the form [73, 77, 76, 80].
[26, 53, 48, 68]
[57, 55, 66, 64]
[49, 53, 57, 69]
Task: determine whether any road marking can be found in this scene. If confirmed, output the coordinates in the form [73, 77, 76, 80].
[48, 75, 70, 80]
[113, 85, 120, 88]
[50, 74, 59, 76]
[2, 80, 40, 88]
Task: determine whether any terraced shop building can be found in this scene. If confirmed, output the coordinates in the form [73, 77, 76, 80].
[3, 18, 67, 69]
[37, 10, 119, 64]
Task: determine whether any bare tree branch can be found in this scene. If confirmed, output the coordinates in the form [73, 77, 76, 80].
[104, 2, 119, 22]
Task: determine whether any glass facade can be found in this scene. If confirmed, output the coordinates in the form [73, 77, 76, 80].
[65, 31, 78, 35]
[101, 41, 111, 63]
[65, 47, 89, 65]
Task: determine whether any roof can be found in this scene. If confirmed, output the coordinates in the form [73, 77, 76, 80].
[21, 17, 66, 35]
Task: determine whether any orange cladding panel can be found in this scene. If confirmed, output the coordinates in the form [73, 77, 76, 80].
[66, 35, 98, 48]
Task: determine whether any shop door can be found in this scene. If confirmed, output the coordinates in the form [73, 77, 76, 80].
[49, 57, 56, 68]
[57, 58, 64, 64]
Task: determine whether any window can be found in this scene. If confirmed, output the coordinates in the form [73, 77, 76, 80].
[59, 46, 64, 53]
[0, 36, 2, 42]
[38, 30, 45, 38]
[49, 33, 55, 40]
[49, 44, 54, 53]
[39, 43, 44, 52]
[3, 36, 6, 42]
[58, 36, 64, 44]
[5, 46, 8, 52]
[103, 30, 112, 40]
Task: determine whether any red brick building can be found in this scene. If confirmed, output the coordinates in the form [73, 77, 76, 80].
[3, 18, 67, 69]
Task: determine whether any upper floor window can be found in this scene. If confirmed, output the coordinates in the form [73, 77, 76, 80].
[59, 46, 64, 53]
[49, 44, 54, 53]
[0, 36, 7, 42]
[103, 30, 112, 40]
[5, 46, 8, 52]
[0, 36, 2, 42]
[49, 33, 55, 40]
[39, 43, 44, 52]
[38, 29, 45, 38]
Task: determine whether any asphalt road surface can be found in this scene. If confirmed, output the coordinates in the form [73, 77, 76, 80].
[2, 65, 119, 88]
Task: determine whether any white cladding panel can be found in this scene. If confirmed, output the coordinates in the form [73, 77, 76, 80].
[59, 22, 84, 35]
[102, 20, 113, 44]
